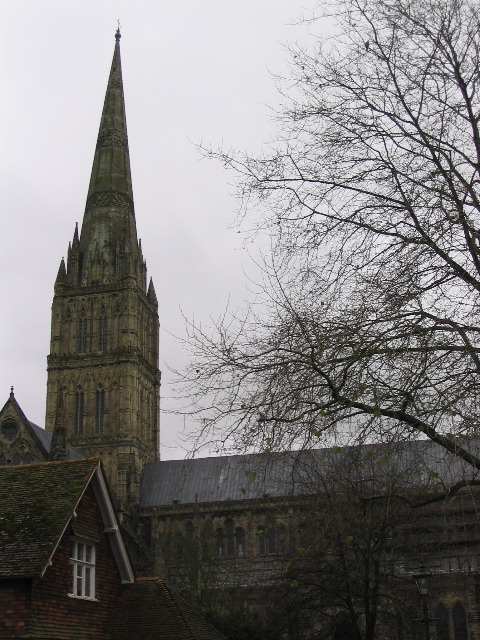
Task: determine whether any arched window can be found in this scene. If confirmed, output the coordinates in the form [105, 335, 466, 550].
[74, 387, 84, 435]
[452, 602, 468, 640]
[216, 528, 224, 557]
[185, 521, 194, 540]
[98, 311, 107, 351]
[95, 385, 105, 433]
[257, 526, 266, 556]
[0, 454, 6, 466]
[12, 453, 21, 465]
[266, 517, 276, 554]
[225, 518, 235, 557]
[435, 603, 450, 640]
[235, 527, 245, 557]
[277, 523, 287, 553]
[78, 311, 87, 352]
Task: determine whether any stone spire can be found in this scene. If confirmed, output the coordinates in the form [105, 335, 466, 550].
[75, 29, 145, 288]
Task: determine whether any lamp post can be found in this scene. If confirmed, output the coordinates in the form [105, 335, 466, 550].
[412, 566, 433, 640]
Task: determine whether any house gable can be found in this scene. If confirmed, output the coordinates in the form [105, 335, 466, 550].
[0, 458, 134, 640]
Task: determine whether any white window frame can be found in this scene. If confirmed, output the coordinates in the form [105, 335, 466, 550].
[69, 539, 96, 600]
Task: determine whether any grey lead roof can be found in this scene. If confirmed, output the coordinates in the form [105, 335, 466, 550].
[29, 421, 85, 460]
[140, 440, 479, 508]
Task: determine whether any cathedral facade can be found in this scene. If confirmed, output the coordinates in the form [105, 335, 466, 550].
[2, 31, 480, 640]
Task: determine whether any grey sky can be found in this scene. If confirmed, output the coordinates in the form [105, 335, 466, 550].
[0, 1, 316, 459]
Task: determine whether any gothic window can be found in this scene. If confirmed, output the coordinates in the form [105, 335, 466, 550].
[74, 387, 84, 435]
[277, 523, 287, 552]
[257, 526, 266, 556]
[235, 527, 245, 557]
[2, 420, 18, 442]
[70, 540, 96, 599]
[435, 604, 450, 640]
[225, 518, 235, 557]
[12, 453, 21, 465]
[0, 454, 6, 466]
[77, 312, 87, 352]
[297, 524, 308, 551]
[266, 517, 276, 554]
[185, 520, 194, 540]
[216, 528, 224, 557]
[452, 603, 468, 640]
[95, 385, 105, 433]
[98, 312, 107, 351]
[23, 453, 33, 465]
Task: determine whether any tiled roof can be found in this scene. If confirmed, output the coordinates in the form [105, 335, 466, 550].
[111, 578, 225, 640]
[140, 440, 477, 507]
[0, 458, 98, 578]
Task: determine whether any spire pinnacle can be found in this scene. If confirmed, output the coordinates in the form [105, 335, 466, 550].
[78, 31, 141, 288]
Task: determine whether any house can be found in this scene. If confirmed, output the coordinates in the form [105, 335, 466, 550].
[0, 458, 224, 640]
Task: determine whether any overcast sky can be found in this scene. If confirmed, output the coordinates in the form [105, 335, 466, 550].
[0, 1, 318, 459]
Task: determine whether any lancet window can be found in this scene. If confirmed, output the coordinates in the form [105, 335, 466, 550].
[77, 311, 87, 353]
[95, 385, 105, 433]
[74, 387, 84, 435]
[98, 311, 107, 351]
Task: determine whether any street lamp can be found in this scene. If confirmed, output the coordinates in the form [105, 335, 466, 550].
[412, 566, 433, 640]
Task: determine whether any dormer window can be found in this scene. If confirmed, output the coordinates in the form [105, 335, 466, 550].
[69, 540, 96, 600]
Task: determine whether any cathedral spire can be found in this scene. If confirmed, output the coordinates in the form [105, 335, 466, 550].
[78, 30, 142, 287]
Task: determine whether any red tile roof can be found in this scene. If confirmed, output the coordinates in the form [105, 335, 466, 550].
[111, 577, 225, 640]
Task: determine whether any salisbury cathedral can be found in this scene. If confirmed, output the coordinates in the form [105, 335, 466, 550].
[1, 31, 480, 640]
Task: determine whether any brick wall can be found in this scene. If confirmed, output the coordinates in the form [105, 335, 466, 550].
[0, 483, 124, 639]
[0, 580, 29, 638]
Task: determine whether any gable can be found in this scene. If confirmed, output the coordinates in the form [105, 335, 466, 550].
[0, 458, 98, 577]
[0, 393, 49, 465]
[0, 392, 84, 466]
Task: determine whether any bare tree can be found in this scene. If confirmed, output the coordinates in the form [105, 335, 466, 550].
[179, 0, 480, 467]
[281, 445, 429, 640]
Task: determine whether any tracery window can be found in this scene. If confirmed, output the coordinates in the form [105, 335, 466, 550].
[2, 420, 18, 442]
[74, 387, 84, 435]
[95, 385, 105, 434]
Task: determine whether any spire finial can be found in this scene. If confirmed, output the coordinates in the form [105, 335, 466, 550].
[116, 21, 121, 40]
[10, 386, 14, 397]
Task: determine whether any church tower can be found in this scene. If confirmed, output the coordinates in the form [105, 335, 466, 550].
[46, 30, 160, 509]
